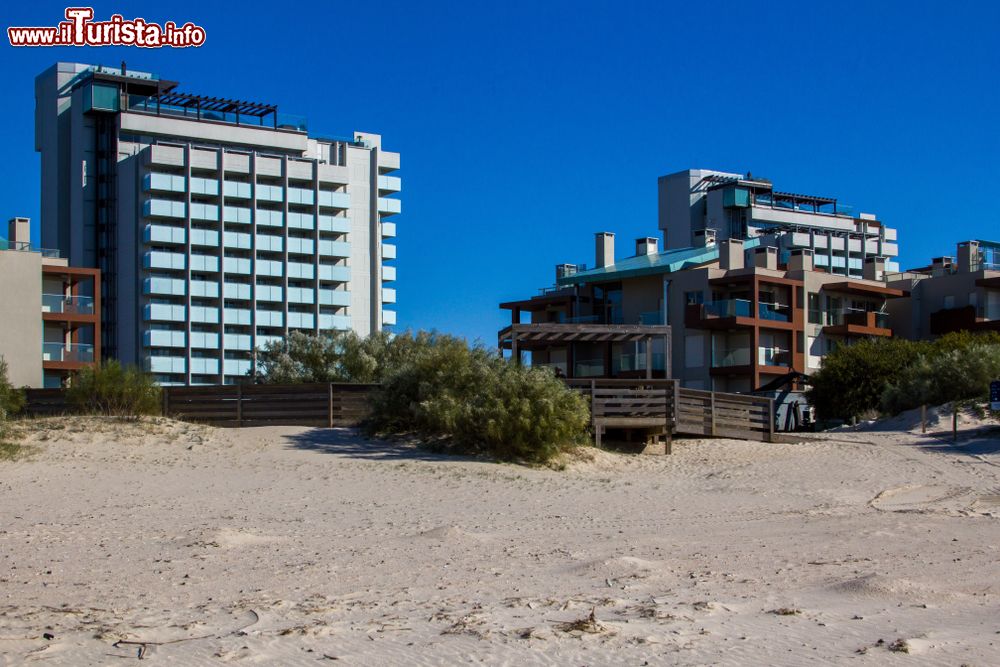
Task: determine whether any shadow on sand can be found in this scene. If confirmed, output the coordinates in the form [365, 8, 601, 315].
[281, 426, 467, 462]
[913, 425, 1000, 458]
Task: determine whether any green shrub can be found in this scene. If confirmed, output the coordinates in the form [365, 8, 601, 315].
[367, 334, 590, 463]
[806, 338, 927, 421]
[66, 361, 161, 418]
[255, 330, 439, 383]
[0, 359, 24, 418]
[881, 343, 1000, 415]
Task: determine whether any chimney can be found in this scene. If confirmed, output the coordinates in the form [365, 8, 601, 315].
[956, 241, 979, 273]
[719, 239, 744, 270]
[753, 246, 778, 270]
[931, 256, 953, 276]
[693, 228, 717, 247]
[863, 256, 886, 281]
[788, 248, 814, 273]
[595, 232, 615, 268]
[555, 263, 579, 282]
[7, 217, 30, 247]
[635, 236, 659, 256]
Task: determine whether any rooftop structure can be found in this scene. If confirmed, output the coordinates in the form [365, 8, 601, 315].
[658, 169, 899, 278]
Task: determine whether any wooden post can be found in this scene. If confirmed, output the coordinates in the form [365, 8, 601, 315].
[921, 404, 927, 434]
[953, 403, 958, 442]
[645, 336, 652, 379]
[511, 333, 519, 366]
[590, 379, 597, 446]
[236, 383, 243, 428]
[767, 398, 776, 442]
[709, 392, 716, 437]
[328, 383, 334, 428]
[162, 386, 170, 418]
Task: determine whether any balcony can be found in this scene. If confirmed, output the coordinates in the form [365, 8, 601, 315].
[823, 309, 892, 337]
[223, 257, 252, 275]
[381, 222, 396, 238]
[288, 312, 315, 329]
[147, 356, 187, 374]
[190, 280, 220, 298]
[685, 299, 753, 329]
[288, 212, 315, 230]
[144, 251, 186, 271]
[145, 199, 186, 219]
[144, 224, 185, 245]
[256, 310, 284, 327]
[190, 357, 220, 375]
[190, 229, 220, 247]
[224, 333, 252, 351]
[189, 254, 220, 273]
[144, 173, 186, 193]
[318, 191, 350, 209]
[256, 233, 283, 253]
[377, 175, 401, 193]
[382, 265, 396, 282]
[256, 184, 284, 202]
[378, 197, 401, 215]
[319, 240, 350, 258]
[225, 308, 252, 325]
[42, 342, 94, 364]
[319, 264, 351, 282]
[144, 303, 185, 322]
[318, 215, 351, 234]
[224, 282, 252, 300]
[711, 347, 752, 369]
[224, 231, 252, 250]
[929, 305, 1000, 336]
[382, 310, 397, 326]
[288, 262, 315, 280]
[319, 314, 352, 330]
[287, 237, 315, 255]
[319, 289, 351, 307]
[382, 287, 396, 304]
[382, 244, 397, 260]
[42, 294, 95, 315]
[639, 310, 663, 325]
[144, 329, 185, 348]
[288, 187, 314, 205]
[758, 347, 792, 368]
[224, 358, 252, 377]
[256, 284, 283, 302]
[190, 332, 220, 349]
[190, 177, 219, 196]
[758, 302, 792, 323]
[190, 306, 220, 324]
[255, 209, 284, 228]
[224, 205, 252, 225]
[288, 287, 314, 304]
[224, 181, 252, 199]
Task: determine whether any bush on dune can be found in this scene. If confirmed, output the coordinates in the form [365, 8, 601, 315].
[367, 334, 590, 463]
[807, 331, 1000, 421]
[66, 361, 161, 418]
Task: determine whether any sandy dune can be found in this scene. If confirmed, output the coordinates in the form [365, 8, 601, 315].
[1, 414, 999, 665]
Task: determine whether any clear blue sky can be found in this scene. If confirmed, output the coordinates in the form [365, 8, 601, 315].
[3, 1, 999, 343]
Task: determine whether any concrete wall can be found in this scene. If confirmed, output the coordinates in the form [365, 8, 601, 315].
[0, 251, 43, 387]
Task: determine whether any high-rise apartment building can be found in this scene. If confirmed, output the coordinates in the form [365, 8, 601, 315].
[659, 169, 899, 278]
[35, 62, 400, 385]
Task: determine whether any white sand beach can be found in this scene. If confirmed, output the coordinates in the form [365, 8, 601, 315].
[2, 412, 1000, 665]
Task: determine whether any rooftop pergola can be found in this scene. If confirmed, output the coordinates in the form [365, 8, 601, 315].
[141, 91, 279, 127]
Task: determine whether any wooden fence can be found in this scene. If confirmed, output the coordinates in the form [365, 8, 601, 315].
[23, 379, 774, 444]
[22, 388, 71, 416]
[566, 379, 775, 444]
[163, 383, 378, 427]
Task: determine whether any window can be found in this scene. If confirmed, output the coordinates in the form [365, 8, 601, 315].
[808, 293, 821, 324]
[944, 295, 955, 309]
[685, 291, 704, 305]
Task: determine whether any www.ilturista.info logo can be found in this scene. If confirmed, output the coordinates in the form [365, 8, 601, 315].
[8, 7, 206, 48]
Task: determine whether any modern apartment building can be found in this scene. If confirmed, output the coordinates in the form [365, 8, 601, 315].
[885, 239, 1000, 339]
[500, 231, 902, 393]
[500, 171, 906, 393]
[35, 62, 400, 385]
[659, 169, 899, 278]
[0, 217, 101, 388]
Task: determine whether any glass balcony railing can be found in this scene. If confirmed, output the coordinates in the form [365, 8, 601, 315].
[759, 347, 792, 367]
[42, 294, 96, 315]
[703, 299, 752, 318]
[712, 348, 751, 367]
[758, 302, 792, 322]
[0, 240, 61, 258]
[42, 342, 94, 363]
[614, 353, 666, 373]
[825, 308, 890, 329]
[639, 311, 664, 325]
[574, 358, 606, 377]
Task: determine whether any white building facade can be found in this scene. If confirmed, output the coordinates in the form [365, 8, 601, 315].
[35, 62, 400, 384]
